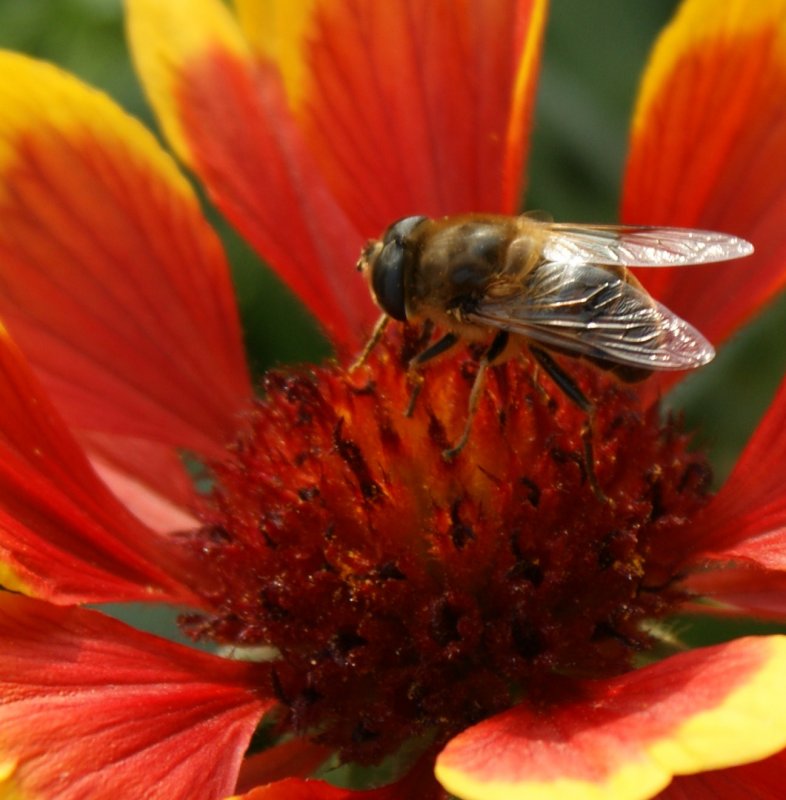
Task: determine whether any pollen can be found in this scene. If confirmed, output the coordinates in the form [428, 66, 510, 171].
[183, 329, 711, 764]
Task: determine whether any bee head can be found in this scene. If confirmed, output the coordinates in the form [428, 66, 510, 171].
[358, 215, 427, 322]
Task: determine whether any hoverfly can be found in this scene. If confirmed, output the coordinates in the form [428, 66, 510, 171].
[355, 213, 753, 459]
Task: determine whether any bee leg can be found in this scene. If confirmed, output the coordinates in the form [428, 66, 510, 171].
[580, 424, 610, 504]
[528, 346, 591, 413]
[413, 318, 435, 352]
[405, 374, 424, 418]
[405, 331, 460, 417]
[443, 330, 509, 460]
[528, 346, 608, 503]
[350, 314, 389, 371]
[530, 364, 551, 404]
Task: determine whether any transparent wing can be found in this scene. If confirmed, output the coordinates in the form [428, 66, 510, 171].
[469, 261, 714, 370]
[539, 223, 753, 267]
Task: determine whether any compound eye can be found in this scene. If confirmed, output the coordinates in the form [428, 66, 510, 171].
[382, 215, 427, 245]
[371, 240, 408, 321]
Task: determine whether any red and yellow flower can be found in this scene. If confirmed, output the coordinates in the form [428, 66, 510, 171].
[0, 0, 785, 798]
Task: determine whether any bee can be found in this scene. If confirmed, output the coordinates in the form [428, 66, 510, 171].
[355, 213, 753, 459]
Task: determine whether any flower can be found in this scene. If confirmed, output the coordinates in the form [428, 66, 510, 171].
[0, 0, 785, 799]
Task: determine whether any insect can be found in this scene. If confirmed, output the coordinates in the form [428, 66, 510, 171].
[354, 213, 753, 459]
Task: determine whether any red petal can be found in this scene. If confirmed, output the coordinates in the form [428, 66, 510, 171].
[268, 0, 547, 235]
[235, 740, 331, 793]
[129, 0, 547, 350]
[657, 748, 786, 799]
[237, 752, 445, 799]
[0, 52, 251, 458]
[436, 636, 786, 800]
[237, 775, 445, 800]
[238, 780, 372, 800]
[0, 326, 201, 605]
[83, 431, 199, 533]
[685, 372, 786, 569]
[236, 781, 358, 800]
[0, 595, 271, 800]
[622, 0, 786, 349]
[128, 0, 372, 351]
[683, 565, 786, 620]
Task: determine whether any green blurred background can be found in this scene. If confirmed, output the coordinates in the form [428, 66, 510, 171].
[1, 1, 785, 646]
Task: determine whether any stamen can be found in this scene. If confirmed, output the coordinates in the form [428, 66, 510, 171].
[184, 332, 711, 763]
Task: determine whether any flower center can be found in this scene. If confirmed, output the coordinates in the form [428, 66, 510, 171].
[183, 330, 711, 764]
